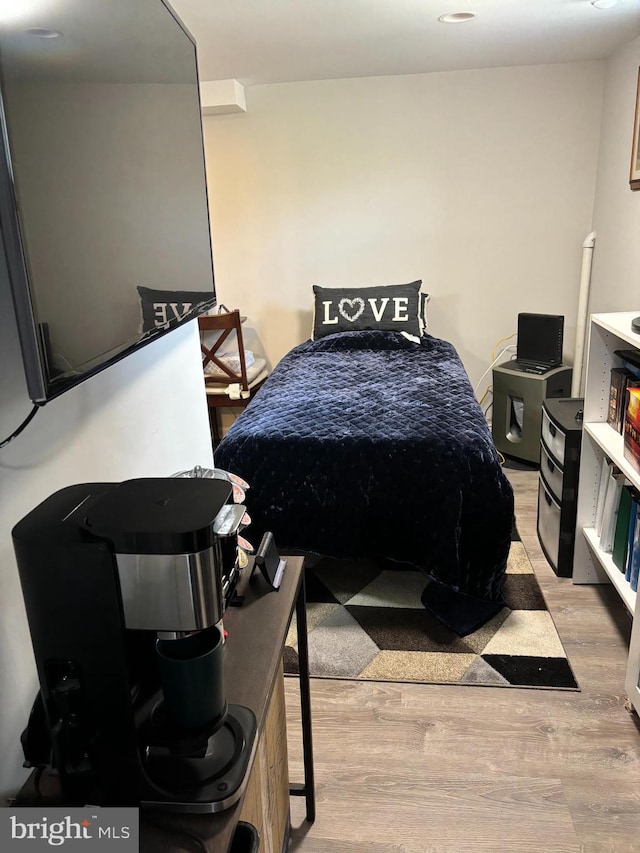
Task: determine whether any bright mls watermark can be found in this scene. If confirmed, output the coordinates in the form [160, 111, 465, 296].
[2, 808, 138, 851]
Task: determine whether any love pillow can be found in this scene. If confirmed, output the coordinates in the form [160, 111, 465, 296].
[138, 286, 216, 334]
[311, 280, 425, 341]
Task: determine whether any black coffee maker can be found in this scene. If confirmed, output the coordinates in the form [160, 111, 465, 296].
[13, 478, 256, 813]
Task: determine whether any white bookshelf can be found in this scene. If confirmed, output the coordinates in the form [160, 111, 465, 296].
[573, 312, 640, 714]
[581, 527, 636, 613]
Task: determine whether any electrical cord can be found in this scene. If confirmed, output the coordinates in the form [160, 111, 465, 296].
[474, 344, 517, 398]
[478, 387, 491, 408]
[475, 332, 517, 425]
[492, 332, 517, 363]
[0, 404, 40, 449]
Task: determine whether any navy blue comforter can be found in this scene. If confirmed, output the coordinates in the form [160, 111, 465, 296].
[215, 331, 514, 633]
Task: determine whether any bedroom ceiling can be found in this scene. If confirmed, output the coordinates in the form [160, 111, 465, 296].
[171, 0, 640, 87]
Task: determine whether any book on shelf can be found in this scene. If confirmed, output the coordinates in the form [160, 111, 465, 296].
[614, 375, 640, 434]
[599, 468, 625, 553]
[625, 494, 639, 582]
[622, 380, 640, 434]
[629, 510, 640, 593]
[609, 367, 631, 432]
[595, 460, 613, 538]
[624, 388, 640, 476]
[613, 485, 634, 571]
[614, 349, 640, 375]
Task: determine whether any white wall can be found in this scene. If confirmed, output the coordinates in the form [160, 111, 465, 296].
[202, 62, 605, 390]
[589, 35, 640, 312]
[0, 51, 623, 803]
[0, 260, 214, 800]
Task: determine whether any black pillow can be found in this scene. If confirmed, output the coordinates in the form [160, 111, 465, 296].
[138, 286, 216, 334]
[312, 280, 424, 341]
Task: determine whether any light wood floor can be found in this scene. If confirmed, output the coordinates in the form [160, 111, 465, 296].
[284, 468, 640, 852]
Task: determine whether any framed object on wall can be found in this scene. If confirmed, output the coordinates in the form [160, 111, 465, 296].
[630, 68, 640, 191]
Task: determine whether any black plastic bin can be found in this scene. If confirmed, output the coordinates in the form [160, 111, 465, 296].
[229, 822, 259, 853]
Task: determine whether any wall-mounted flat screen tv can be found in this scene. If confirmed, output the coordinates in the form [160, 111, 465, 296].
[0, 0, 216, 404]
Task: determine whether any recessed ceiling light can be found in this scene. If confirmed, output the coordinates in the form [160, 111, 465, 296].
[24, 27, 62, 38]
[438, 12, 476, 23]
[591, 0, 617, 7]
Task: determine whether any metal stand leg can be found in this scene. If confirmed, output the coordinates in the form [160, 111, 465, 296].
[207, 405, 221, 448]
[289, 572, 315, 823]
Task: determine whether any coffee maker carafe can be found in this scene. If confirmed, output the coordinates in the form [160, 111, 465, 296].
[13, 478, 256, 812]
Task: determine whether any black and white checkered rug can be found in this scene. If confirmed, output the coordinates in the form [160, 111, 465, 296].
[283, 534, 579, 690]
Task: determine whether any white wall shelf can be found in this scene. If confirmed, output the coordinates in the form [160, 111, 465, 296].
[573, 312, 640, 714]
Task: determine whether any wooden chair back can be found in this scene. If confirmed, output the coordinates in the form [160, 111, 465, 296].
[199, 310, 249, 392]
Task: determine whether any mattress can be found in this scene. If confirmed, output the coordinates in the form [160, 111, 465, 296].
[215, 330, 514, 634]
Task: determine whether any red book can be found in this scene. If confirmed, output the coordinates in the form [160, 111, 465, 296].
[624, 388, 640, 475]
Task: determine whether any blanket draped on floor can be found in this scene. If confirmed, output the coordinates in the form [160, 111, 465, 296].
[215, 331, 514, 634]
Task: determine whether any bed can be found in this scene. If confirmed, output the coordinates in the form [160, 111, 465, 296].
[214, 328, 514, 635]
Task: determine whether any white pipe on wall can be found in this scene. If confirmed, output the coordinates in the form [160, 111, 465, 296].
[571, 231, 596, 397]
